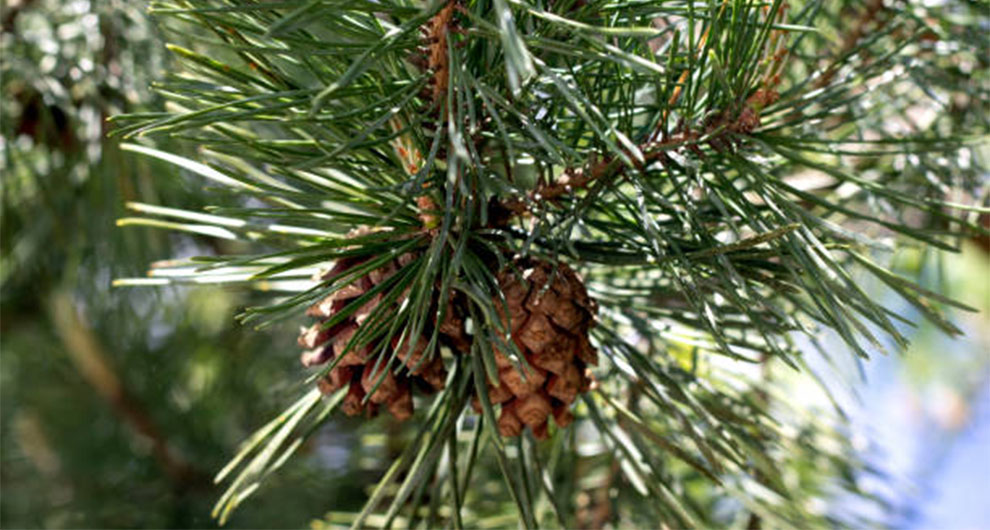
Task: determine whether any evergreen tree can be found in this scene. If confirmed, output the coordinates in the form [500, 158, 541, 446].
[112, 0, 987, 527]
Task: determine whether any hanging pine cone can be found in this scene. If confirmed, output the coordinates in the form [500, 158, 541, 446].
[474, 259, 598, 440]
[299, 247, 467, 421]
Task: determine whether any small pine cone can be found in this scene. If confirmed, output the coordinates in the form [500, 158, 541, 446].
[478, 259, 599, 439]
[299, 235, 468, 421]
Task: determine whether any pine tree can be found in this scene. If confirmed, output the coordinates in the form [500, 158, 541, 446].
[113, 0, 987, 527]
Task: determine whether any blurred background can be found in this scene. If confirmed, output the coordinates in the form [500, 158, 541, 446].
[1, 1, 987, 528]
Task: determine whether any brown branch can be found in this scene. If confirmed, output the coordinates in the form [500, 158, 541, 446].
[499, 102, 773, 218]
[50, 292, 205, 487]
[500, 2, 790, 220]
[426, 1, 457, 107]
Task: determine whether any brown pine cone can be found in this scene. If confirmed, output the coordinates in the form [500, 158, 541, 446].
[475, 259, 598, 440]
[299, 248, 466, 421]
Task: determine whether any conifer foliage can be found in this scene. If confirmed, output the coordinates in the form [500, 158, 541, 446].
[116, 0, 987, 527]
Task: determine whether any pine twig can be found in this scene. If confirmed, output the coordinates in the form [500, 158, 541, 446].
[50, 292, 205, 487]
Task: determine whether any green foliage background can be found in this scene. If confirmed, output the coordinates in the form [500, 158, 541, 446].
[1, 2, 368, 526]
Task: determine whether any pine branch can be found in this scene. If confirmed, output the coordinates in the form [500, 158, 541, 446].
[112, 0, 988, 527]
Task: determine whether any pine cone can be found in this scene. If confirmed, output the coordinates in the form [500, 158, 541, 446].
[300, 237, 597, 434]
[475, 259, 598, 439]
[299, 249, 466, 421]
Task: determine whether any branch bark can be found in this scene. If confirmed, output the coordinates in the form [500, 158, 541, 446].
[50, 292, 205, 487]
